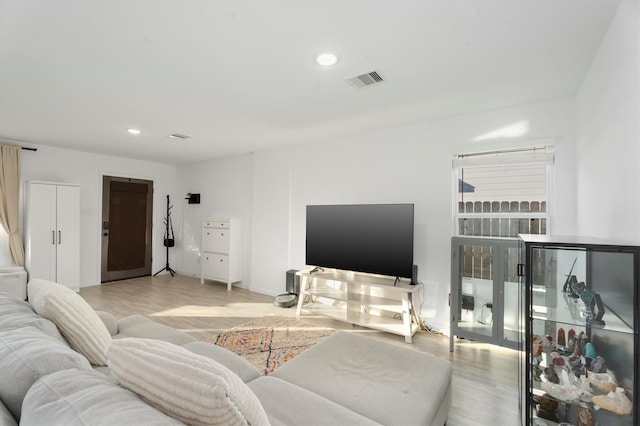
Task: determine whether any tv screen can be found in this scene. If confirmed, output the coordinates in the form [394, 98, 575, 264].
[305, 203, 414, 278]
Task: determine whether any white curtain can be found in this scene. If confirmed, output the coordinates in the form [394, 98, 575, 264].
[0, 144, 25, 266]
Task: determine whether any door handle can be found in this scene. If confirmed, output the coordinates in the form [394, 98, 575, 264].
[52, 230, 55, 244]
[58, 230, 61, 244]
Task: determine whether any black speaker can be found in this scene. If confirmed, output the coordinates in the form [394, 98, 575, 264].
[461, 294, 475, 310]
[286, 269, 300, 294]
[411, 264, 418, 285]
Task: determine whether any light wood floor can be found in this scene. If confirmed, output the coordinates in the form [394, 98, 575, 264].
[80, 274, 521, 426]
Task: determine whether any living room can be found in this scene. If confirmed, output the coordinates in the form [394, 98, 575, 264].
[6, 0, 636, 331]
[0, 1, 638, 425]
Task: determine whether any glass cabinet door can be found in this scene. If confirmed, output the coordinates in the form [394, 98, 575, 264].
[502, 244, 523, 346]
[521, 235, 638, 426]
[450, 237, 521, 351]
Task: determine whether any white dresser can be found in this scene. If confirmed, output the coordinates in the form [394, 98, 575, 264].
[200, 218, 242, 290]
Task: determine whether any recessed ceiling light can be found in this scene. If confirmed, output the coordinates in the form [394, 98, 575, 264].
[316, 52, 338, 66]
[127, 128, 142, 135]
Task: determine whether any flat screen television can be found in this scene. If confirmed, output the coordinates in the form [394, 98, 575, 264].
[305, 203, 414, 279]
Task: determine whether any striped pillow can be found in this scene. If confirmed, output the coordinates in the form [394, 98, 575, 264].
[108, 338, 270, 426]
[27, 279, 111, 366]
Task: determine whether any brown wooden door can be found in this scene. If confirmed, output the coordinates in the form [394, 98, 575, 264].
[101, 176, 153, 282]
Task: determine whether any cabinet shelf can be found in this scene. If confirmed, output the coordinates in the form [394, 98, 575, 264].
[300, 302, 349, 322]
[531, 293, 634, 334]
[304, 287, 348, 302]
[296, 269, 421, 343]
[349, 293, 407, 314]
[348, 311, 420, 335]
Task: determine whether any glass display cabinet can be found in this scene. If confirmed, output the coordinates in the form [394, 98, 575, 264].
[519, 234, 638, 426]
[450, 236, 522, 351]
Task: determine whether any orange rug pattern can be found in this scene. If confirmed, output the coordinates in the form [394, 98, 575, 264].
[203, 316, 335, 375]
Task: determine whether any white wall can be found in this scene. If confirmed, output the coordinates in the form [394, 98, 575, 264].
[284, 98, 576, 332]
[20, 144, 177, 287]
[576, 0, 640, 242]
[15, 92, 578, 336]
[175, 153, 254, 287]
[173, 97, 576, 333]
[250, 148, 293, 295]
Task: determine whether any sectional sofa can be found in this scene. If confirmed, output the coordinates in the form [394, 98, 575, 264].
[0, 279, 452, 425]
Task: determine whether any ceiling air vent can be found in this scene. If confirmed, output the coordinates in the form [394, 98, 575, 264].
[168, 133, 190, 140]
[345, 71, 384, 89]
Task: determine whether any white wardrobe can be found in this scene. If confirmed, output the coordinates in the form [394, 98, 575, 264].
[25, 181, 80, 291]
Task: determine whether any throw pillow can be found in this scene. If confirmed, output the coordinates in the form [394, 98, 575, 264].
[21, 368, 183, 425]
[0, 326, 91, 420]
[28, 279, 112, 365]
[108, 338, 270, 426]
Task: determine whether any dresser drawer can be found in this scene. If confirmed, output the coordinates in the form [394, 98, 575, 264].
[202, 254, 229, 280]
[203, 228, 230, 253]
[203, 220, 229, 229]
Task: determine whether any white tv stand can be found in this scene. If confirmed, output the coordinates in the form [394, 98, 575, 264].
[295, 269, 422, 343]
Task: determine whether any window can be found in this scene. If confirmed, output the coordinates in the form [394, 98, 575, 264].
[453, 147, 553, 238]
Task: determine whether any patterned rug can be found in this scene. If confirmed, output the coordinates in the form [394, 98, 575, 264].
[202, 315, 335, 375]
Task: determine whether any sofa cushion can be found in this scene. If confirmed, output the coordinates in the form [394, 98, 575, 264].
[0, 398, 17, 426]
[115, 314, 197, 345]
[0, 326, 91, 420]
[182, 341, 261, 383]
[96, 310, 119, 336]
[108, 338, 269, 426]
[28, 279, 112, 365]
[248, 376, 381, 426]
[272, 331, 452, 426]
[0, 292, 65, 342]
[20, 368, 184, 426]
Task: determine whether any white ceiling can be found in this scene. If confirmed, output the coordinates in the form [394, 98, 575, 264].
[0, 0, 620, 165]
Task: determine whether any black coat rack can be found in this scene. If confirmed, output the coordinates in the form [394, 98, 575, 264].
[153, 195, 176, 277]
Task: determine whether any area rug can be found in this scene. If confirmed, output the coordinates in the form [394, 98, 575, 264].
[203, 315, 335, 375]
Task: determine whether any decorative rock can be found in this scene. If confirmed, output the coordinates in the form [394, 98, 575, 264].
[592, 388, 633, 416]
[532, 335, 543, 357]
[589, 356, 606, 373]
[533, 364, 542, 381]
[577, 406, 594, 426]
[557, 327, 565, 346]
[585, 342, 597, 359]
[568, 354, 582, 368]
[544, 367, 560, 384]
[571, 281, 586, 295]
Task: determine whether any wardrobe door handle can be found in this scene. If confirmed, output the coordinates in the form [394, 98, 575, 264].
[58, 231, 61, 244]
[52, 230, 55, 244]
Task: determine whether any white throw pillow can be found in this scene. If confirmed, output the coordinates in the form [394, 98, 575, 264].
[28, 279, 112, 366]
[108, 338, 270, 426]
